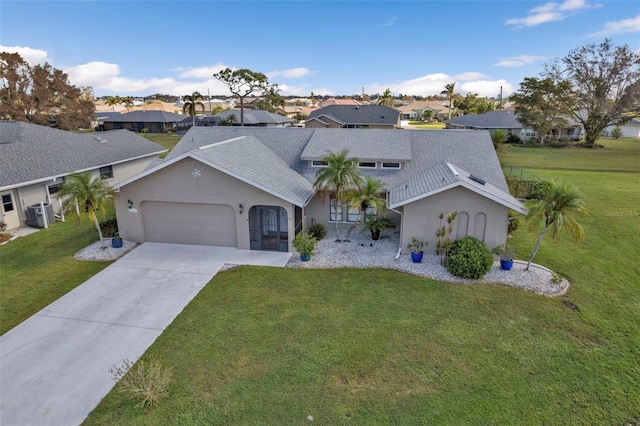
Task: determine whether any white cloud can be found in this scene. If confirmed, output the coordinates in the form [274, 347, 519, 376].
[589, 14, 640, 37]
[178, 64, 230, 79]
[366, 72, 514, 98]
[383, 16, 398, 27]
[0, 45, 50, 64]
[505, 0, 600, 28]
[493, 55, 545, 67]
[267, 67, 312, 79]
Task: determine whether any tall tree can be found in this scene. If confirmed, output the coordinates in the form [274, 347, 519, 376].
[0, 52, 95, 130]
[213, 68, 271, 126]
[457, 93, 496, 115]
[526, 182, 587, 270]
[105, 96, 122, 111]
[121, 96, 134, 111]
[313, 150, 362, 240]
[510, 77, 571, 144]
[377, 88, 395, 107]
[543, 39, 640, 148]
[182, 91, 205, 126]
[441, 82, 456, 119]
[344, 176, 387, 241]
[256, 85, 285, 113]
[57, 172, 115, 247]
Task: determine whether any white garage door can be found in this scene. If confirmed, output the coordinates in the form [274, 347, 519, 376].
[142, 202, 237, 246]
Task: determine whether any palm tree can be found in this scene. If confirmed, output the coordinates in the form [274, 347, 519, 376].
[378, 88, 395, 107]
[121, 96, 134, 111]
[526, 182, 588, 270]
[257, 85, 285, 113]
[441, 82, 456, 119]
[105, 96, 121, 111]
[57, 172, 115, 247]
[344, 176, 387, 241]
[490, 129, 510, 153]
[313, 150, 363, 240]
[422, 109, 434, 122]
[182, 91, 205, 127]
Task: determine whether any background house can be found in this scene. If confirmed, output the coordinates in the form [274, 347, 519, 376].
[305, 105, 401, 129]
[0, 121, 166, 230]
[605, 118, 640, 138]
[102, 110, 185, 133]
[177, 109, 295, 129]
[396, 100, 449, 121]
[114, 127, 525, 254]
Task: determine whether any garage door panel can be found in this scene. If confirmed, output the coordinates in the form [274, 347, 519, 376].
[142, 202, 237, 246]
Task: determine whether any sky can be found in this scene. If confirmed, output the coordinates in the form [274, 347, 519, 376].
[1, 0, 639, 98]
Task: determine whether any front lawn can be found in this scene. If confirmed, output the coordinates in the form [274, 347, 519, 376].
[407, 121, 446, 129]
[140, 133, 182, 158]
[0, 216, 112, 334]
[85, 140, 640, 424]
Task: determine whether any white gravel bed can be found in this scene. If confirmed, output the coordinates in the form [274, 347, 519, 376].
[287, 230, 569, 297]
[74, 239, 138, 261]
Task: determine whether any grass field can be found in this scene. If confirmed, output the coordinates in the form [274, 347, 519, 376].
[140, 133, 182, 158]
[83, 140, 640, 425]
[406, 121, 446, 129]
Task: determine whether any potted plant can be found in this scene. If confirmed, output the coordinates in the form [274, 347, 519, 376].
[292, 231, 317, 261]
[111, 233, 123, 248]
[407, 237, 426, 263]
[492, 246, 516, 270]
[362, 214, 395, 241]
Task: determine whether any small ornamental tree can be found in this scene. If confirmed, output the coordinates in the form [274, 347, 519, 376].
[213, 68, 272, 126]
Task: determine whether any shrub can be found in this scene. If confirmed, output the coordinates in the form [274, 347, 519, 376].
[507, 211, 520, 235]
[98, 218, 119, 238]
[307, 223, 326, 240]
[531, 180, 553, 200]
[109, 357, 173, 409]
[445, 236, 493, 279]
[0, 221, 6, 232]
[292, 232, 317, 256]
[506, 134, 522, 144]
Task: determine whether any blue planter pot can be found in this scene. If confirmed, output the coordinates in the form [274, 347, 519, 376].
[300, 254, 310, 262]
[500, 259, 514, 270]
[111, 238, 123, 248]
[411, 252, 424, 263]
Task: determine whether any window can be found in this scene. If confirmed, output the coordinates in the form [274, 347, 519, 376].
[329, 199, 375, 222]
[47, 177, 65, 196]
[311, 160, 328, 167]
[381, 162, 401, 169]
[358, 161, 376, 169]
[2, 194, 14, 212]
[99, 165, 114, 180]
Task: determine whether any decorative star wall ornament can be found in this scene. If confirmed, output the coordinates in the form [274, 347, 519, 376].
[192, 168, 201, 178]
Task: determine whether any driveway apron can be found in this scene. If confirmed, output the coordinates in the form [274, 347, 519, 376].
[0, 242, 290, 426]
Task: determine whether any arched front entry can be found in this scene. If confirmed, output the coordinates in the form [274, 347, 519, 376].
[249, 206, 289, 252]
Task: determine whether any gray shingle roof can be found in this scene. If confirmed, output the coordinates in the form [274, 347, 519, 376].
[193, 136, 314, 206]
[388, 161, 527, 213]
[102, 110, 185, 123]
[300, 128, 412, 161]
[445, 110, 522, 129]
[136, 127, 520, 210]
[0, 121, 166, 189]
[307, 105, 400, 126]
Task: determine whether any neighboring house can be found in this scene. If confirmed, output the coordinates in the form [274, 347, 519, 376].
[114, 127, 526, 255]
[102, 110, 185, 133]
[445, 110, 582, 140]
[318, 98, 361, 108]
[130, 101, 182, 114]
[305, 105, 401, 129]
[605, 118, 640, 139]
[396, 100, 449, 121]
[0, 121, 166, 230]
[177, 109, 295, 129]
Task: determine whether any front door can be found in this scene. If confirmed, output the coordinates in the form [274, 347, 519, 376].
[249, 206, 288, 251]
[1, 191, 21, 230]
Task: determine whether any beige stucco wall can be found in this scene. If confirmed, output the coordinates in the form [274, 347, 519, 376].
[400, 186, 508, 254]
[115, 157, 296, 250]
[305, 118, 340, 129]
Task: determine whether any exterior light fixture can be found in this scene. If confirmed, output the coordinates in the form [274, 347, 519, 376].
[127, 200, 133, 209]
[238, 203, 243, 214]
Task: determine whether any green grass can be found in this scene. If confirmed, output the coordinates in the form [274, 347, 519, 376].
[140, 133, 182, 158]
[407, 121, 446, 129]
[84, 139, 640, 424]
[0, 215, 112, 334]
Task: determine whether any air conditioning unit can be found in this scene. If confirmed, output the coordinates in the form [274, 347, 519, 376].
[25, 203, 55, 228]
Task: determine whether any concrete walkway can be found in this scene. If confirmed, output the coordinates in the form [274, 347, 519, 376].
[0, 243, 290, 426]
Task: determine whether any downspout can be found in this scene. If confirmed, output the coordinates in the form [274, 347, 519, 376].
[387, 189, 403, 260]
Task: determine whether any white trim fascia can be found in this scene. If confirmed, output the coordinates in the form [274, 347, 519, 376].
[0, 151, 166, 192]
[390, 180, 528, 214]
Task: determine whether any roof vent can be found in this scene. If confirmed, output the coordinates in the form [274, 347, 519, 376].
[469, 175, 486, 185]
[93, 136, 107, 143]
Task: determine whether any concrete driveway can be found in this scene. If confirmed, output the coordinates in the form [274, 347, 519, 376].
[0, 242, 290, 426]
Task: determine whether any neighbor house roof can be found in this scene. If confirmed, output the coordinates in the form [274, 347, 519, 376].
[102, 110, 185, 123]
[396, 100, 448, 114]
[207, 109, 294, 125]
[318, 98, 361, 107]
[388, 161, 527, 213]
[0, 121, 166, 190]
[445, 110, 522, 129]
[306, 105, 400, 127]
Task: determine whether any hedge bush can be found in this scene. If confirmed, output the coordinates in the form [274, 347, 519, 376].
[308, 223, 327, 240]
[445, 236, 493, 280]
